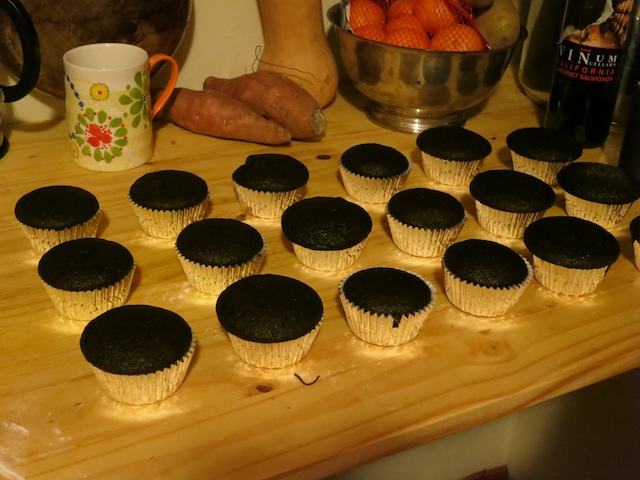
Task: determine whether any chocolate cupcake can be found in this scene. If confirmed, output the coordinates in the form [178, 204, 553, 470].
[15, 185, 101, 254]
[232, 153, 309, 218]
[281, 196, 372, 271]
[129, 170, 209, 238]
[417, 126, 492, 186]
[38, 238, 135, 320]
[80, 304, 195, 405]
[386, 187, 467, 257]
[216, 274, 323, 368]
[469, 169, 556, 238]
[556, 162, 640, 229]
[523, 216, 620, 296]
[339, 267, 437, 346]
[442, 239, 532, 317]
[175, 218, 266, 295]
[507, 127, 583, 185]
[339, 143, 411, 203]
[631, 215, 640, 271]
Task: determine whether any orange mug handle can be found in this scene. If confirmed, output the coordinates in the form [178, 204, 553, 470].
[148, 53, 179, 119]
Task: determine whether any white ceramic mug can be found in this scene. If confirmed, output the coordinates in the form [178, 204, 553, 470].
[64, 43, 178, 172]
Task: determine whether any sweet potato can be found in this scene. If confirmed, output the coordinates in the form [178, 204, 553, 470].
[159, 88, 292, 145]
[203, 71, 327, 141]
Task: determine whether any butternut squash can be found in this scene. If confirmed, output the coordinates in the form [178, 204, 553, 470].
[257, 0, 339, 108]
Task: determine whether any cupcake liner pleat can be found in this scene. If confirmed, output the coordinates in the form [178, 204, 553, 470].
[91, 336, 196, 405]
[130, 199, 209, 239]
[562, 192, 631, 229]
[42, 265, 135, 321]
[421, 154, 483, 186]
[339, 164, 410, 204]
[510, 153, 574, 185]
[531, 256, 609, 296]
[292, 238, 368, 271]
[387, 212, 467, 257]
[234, 183, 304, 219]
[21, 210, 102, 255]
[475, 202, 544, 239]
[227, 322, 322, 368]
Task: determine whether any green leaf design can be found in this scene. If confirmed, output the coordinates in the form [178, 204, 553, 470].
[130, 88, 142, 100]
[135, 71, 143, 88]
[131, 115, 141, 128]
[119, 95, 133, 106]
[131, 102, 143, 116]
[114, 138, 128, 147]
[109, 117, 124, 128]
[81, 145, 91, 156]
[93, 149, 102, 162]
[110, 146, 123, 157]
[86, 108, 95, 122]
[104, 152, 113, 163]
[77, 113, 88, 126]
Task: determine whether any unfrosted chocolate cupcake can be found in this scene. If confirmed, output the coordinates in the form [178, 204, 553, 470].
[38, 238, 135, 320]
[176, 218, 266, 295]
[339, 143, 411, 203]
[507, 127, 583, 185]
[80, 304, 195, 404]
[129, 170, 209, 238]
[15, 185, 101, 254]
[386, 187, 467, 257]
[523, 216, 620, 296]
[556, 162, 640, 229]
[281, 196, 372, 271]
[417, 126, 492, 185]
[232, 153, 309, 218]
[470, 169, 556, 238]
[442, 239, 532, 317]
[339, 267, 437, 346]
[216, 274, 324, 368]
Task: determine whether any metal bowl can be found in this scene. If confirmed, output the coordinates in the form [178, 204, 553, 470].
[328, 3, 526, 133]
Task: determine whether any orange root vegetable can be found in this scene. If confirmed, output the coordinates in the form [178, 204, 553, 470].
[203, 71, 327, 141]
[160, 88, 291, 145]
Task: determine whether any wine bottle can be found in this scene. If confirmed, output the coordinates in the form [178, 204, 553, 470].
[544, 0, 636, 148]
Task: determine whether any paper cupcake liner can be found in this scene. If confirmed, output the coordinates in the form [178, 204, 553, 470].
[42, 265, 135, 321]
[130, 198, 209, 239]
[531, 255, 609, 296]
[475, 201, 545, 239]
[634, 240, 640, 271]
[227, 322, 322, 368]
[177, 246, 266, 295]
[20, 210, 102, 255]
[510, 152, 574, 185]
[421, 153, 483, 186]
[339, 273, 437, 346]
[91, 336, 196, 405]
[562, 192, 631, 229]
[234, 183, 304, 219]
[292, 237, 369, 271]
[387, 212, 467, 257]
[443, 258, 533, 317]
[339, 164, 410, 204]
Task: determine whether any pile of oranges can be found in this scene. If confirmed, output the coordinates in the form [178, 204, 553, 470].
[348, 0, 488, 52]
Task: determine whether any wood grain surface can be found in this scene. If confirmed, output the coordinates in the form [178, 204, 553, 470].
[1, 69, 639, 480]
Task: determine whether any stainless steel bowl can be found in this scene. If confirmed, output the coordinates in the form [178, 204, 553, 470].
[328, 3, 526, 133]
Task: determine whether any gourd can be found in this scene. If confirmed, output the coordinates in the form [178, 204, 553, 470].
[257, 0, 339, 108]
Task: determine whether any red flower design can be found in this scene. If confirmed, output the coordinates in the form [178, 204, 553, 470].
[85, 123, 113, 149]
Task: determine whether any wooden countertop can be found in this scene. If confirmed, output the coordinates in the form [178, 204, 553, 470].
[2, 68, 640, 480]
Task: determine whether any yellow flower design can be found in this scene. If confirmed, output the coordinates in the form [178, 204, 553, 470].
[90, 83, 110, 101]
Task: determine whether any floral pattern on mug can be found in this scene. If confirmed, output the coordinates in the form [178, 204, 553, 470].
[118, 71, 151, 130]
[72, 108, 128, 164]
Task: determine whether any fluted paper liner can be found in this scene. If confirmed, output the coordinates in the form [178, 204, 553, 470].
[227, 322, 322, 368]
[531, 255, 610, 296]
[91, 336, 196, 405]
[475, 201, 545, 239]
[562, 192, 632, 229]
[510, 152, 574, 186]
[130, 197, 209, 239]
[42, 264, 135, 321]
[234, 183, 304, 219]
[443, 257, 533, 317]
[421, 153, 483, 186]
[177, 245, 266, 296]
[387, 211, 467, 257]
[292, 237, 369, 271]
[20, 210, 102, 255]
[339, 163, 410, 204]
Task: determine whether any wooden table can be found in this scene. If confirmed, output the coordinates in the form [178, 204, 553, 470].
[1, 68, 639, 480]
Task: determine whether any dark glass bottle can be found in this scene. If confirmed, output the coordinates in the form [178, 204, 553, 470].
[544, 0, 636, 148]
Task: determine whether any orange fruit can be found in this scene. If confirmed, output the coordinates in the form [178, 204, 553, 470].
[414, 0, 461, 35]
[349, 0, 387, 30]
[385, 13, 425, 35]
[387, 0, 417, 18]
[429, 24, 488, 51]
[354, 24, 387, 43]
[386, 28, 431, 49]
